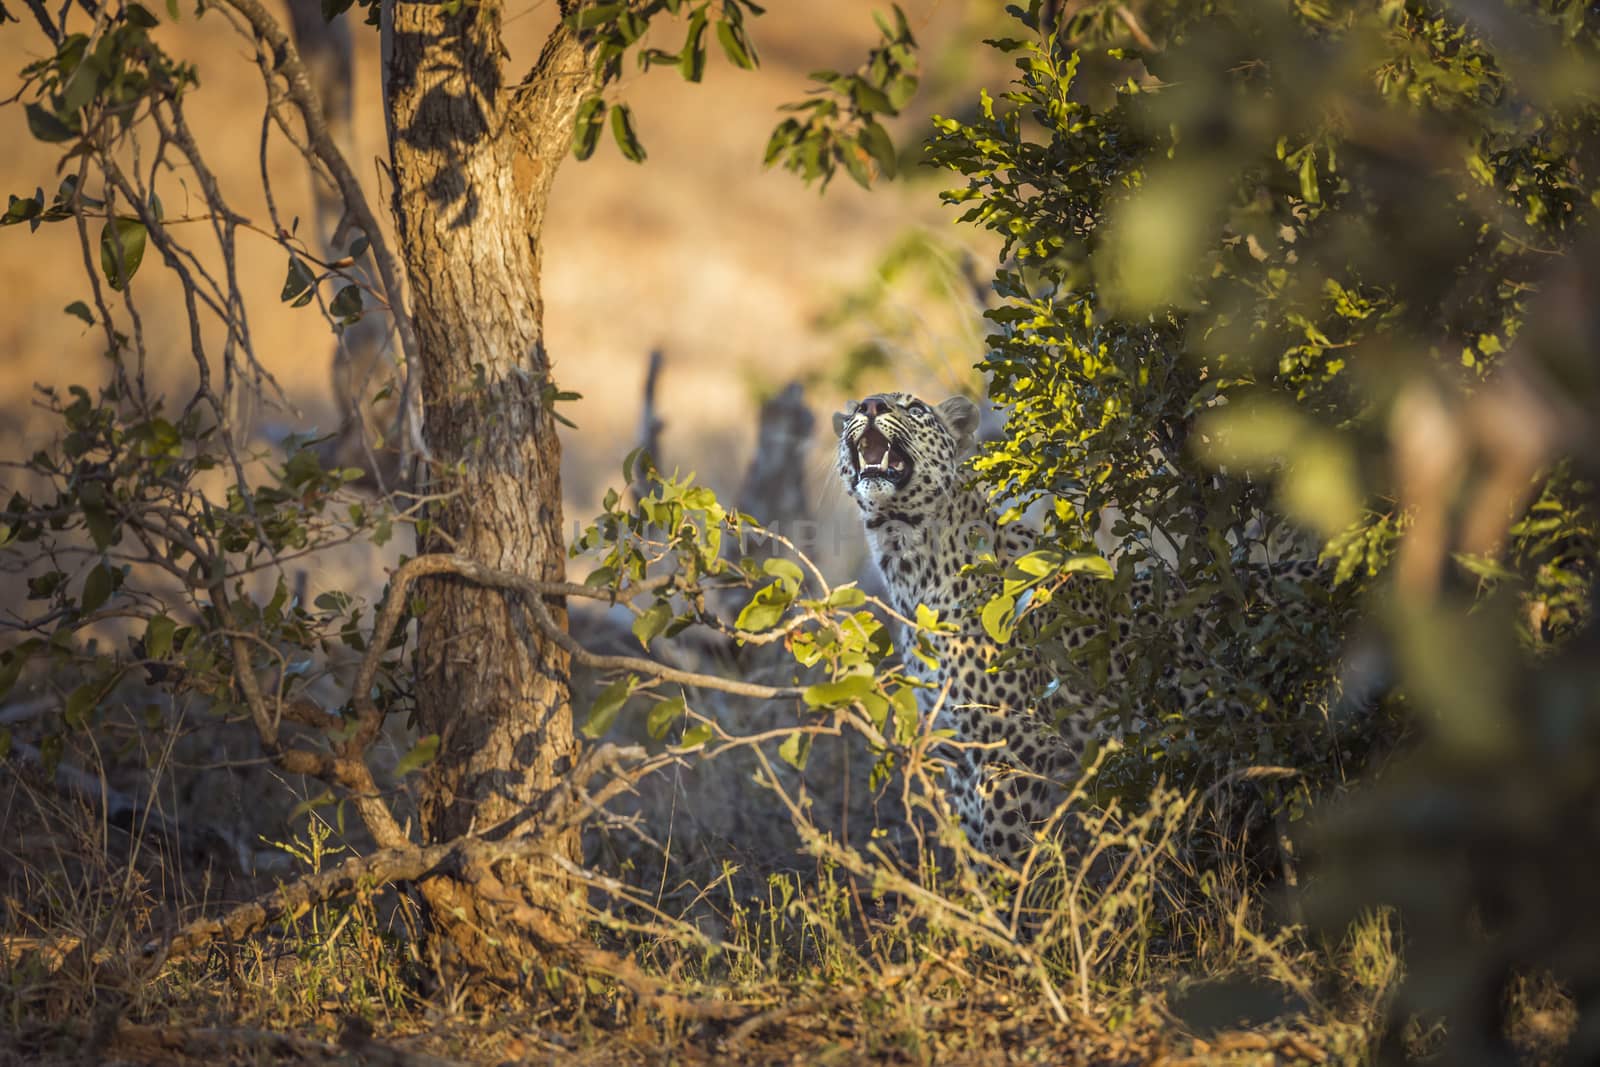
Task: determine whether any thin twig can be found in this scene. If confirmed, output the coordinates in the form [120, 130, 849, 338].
[218, 0, 421, 399]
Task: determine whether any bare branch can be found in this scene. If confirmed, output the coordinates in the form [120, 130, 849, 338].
[361, 554, 806, 706]
[1115, 5, 1159, 52]
[217, 0, 421, 393]
[22, 0, 61, 43]
[152, 744, 650, 960]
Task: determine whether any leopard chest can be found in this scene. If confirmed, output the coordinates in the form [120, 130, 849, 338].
[871, 546, 1039, 738]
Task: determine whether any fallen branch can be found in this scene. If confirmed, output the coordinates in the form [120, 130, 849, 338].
[149, 743, 648, 962]
[139, 741, 758, 1022]
[111, 1020, 467, 1067]
[155, 834, 454, 960]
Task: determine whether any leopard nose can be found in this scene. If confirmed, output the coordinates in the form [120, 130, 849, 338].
[860, 396, 890, 418]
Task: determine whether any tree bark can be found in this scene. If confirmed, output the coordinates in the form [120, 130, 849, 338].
[382, 0, 593, 975]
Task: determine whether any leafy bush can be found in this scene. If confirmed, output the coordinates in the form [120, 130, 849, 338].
[926, 0, 1596, 792]
[925, 0, 1600, 1052]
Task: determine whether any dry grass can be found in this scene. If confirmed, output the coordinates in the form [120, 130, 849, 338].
[0, 686, 1430, 1067]
[1, 681, 1583, 1066]
[10, 630, 1586, 1067]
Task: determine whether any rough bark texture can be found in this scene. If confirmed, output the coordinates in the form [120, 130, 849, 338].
[383, 0, 592, 974]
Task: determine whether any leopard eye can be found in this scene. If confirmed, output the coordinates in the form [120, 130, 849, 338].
[908, 400, 929, 416]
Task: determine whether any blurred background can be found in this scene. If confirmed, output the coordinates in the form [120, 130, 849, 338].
[0, 0, 1003, 537]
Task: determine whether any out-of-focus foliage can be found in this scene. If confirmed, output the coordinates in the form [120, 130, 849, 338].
[562, 0, 918, 188]
[931, 0, 1600, 1054]
[764, 5, 919, 189]
[568, 0, 768, 163]
[810, 228, 994, 398]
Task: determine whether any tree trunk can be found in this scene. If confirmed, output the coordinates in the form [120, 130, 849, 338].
[382, 0, 592, 975]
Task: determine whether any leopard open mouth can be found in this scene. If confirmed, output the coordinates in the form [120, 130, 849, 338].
[850, 423, 912, 489]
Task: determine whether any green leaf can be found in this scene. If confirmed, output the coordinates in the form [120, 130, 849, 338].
[886, 72, 918, 111]
[824, 585, 867, 610]
[99, 218, 147, 291]
[64, 682, 100, 729]
[762, 557, 804, 592]
[1298, 150, 1320, 204]
[890, 685, 919, 743]
[64, 300, 93, 325]
[841, 141, 872, 188]
[736, 582, 791, 632]
[25, 103, 78, 143]
[1108, 165, 1220, 313]
[60, 61, 102, 115]
[647, 695, 686, 739]
[981, 593, 1016, 643]
[79, 481, 116, 550]
[633, 601, 672, 648]
[573, 95, 606, 160]
[1200, 404, 1362, 538]
[288, 789, 337, 822]
[1454, 553, 1519, 583]
[610, 103, 646, 163]
[858, 119, 897, 178]
[715, 19, 757, 69]
[2, 195, 43, 227]
[395, 733, 440, 776]
[569, 1, 623, 29]
[778, 730, 811, 770]
[679, 10, 708, 82]
[678, 722, 713, 750]
[851, 80, 893, 114]
[0, 649, 27, 701]
[1062, 554, 1114, 581]
[80, 563, 113, 614]
[1014, 549, 1060, 577]
[802, 673, 875, 707]
[145, 615, 176, 659]
[581, 676, 635, 739]
[281, 256, 316, 306]
[329, 283, 363, 323]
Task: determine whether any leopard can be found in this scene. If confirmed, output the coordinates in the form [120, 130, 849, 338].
[834, 391, 1325, 869]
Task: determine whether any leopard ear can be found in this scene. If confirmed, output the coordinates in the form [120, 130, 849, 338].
[938, 395, 981, 451]
[832, 410, 849, 436]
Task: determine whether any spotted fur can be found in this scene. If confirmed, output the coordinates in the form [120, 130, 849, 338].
[834, 391, 1323, 868]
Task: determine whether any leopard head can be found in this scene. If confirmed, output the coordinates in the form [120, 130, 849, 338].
[833, 392, 981, 517]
